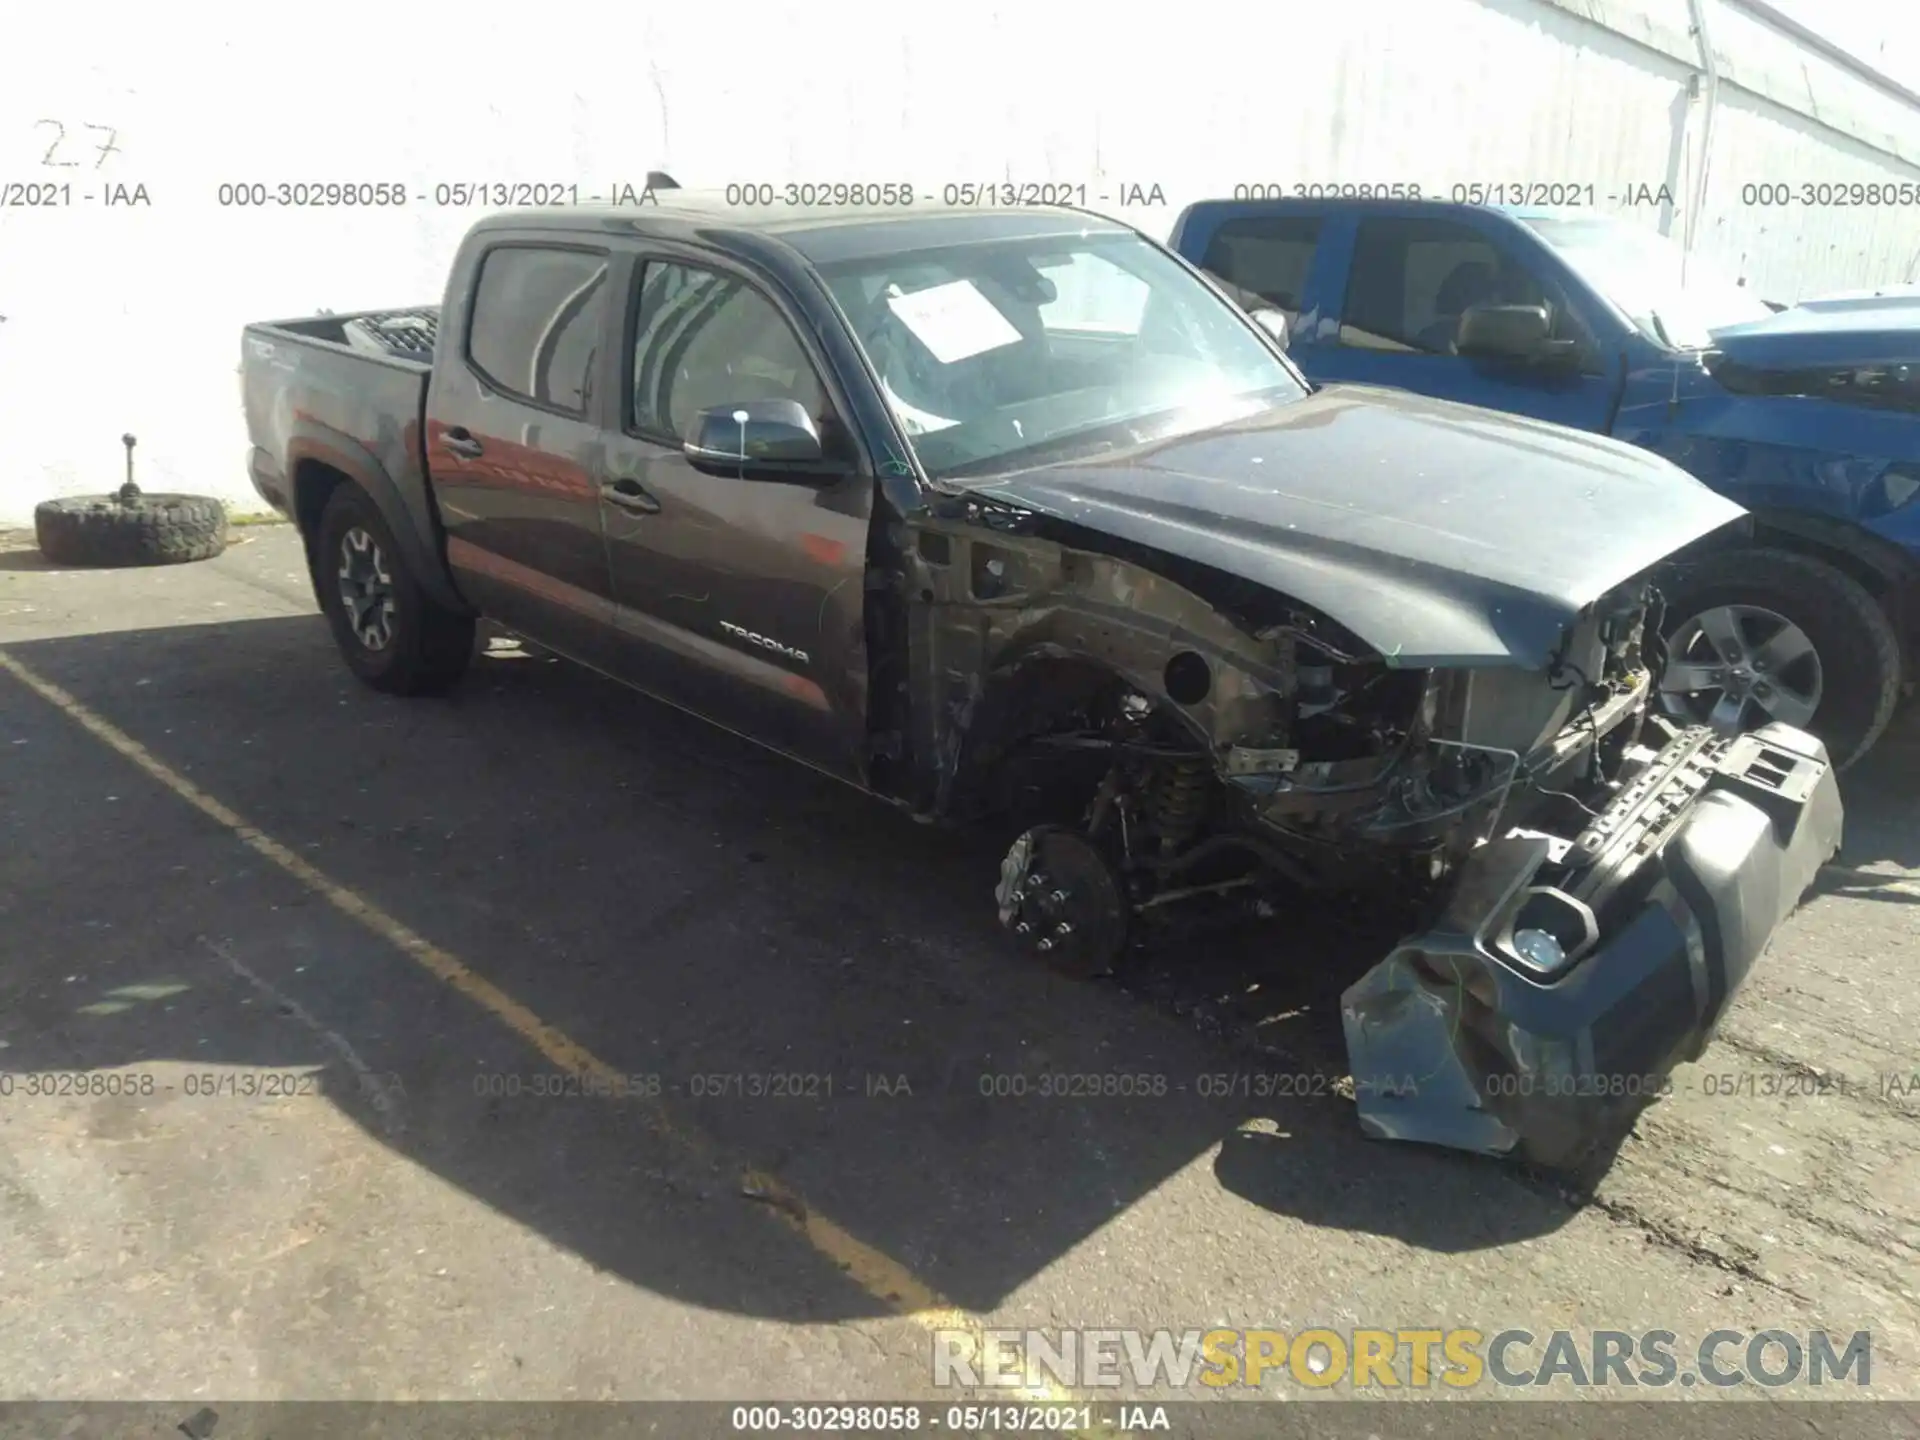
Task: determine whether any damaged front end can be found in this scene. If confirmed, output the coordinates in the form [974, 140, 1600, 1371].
[1343, 721, 1842, 1167]
[901, 500, 1842, 1166]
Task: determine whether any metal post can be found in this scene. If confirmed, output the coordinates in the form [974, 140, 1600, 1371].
[1683, 0, 1721, 283]
[120, 433, 140, 502]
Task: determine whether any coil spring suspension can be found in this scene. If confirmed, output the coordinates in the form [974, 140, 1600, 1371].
[1150, 757, 1210, 857]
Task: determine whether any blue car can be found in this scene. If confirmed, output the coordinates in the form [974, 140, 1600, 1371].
[1169, 198, 1918, 767]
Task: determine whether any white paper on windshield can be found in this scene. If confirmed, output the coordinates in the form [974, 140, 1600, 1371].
[885, 280, 1023, 364]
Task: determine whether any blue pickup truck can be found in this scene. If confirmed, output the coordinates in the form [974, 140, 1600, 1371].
[1168, 199, 1919, 767]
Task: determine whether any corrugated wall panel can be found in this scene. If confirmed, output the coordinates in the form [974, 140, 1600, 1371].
[1695, 97, 1920, 298]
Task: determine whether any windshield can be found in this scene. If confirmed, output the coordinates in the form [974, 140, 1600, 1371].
[818, 231, 1307, 480]
[1522, 215, 1774, 350]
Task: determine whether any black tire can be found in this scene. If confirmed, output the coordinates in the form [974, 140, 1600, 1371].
[34, 493, 228, 567]
[1657, 547, 1902, 770]
[314, 484, 475, 696]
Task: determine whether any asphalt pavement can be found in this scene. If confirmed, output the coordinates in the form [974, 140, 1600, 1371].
[1, 523, 1915, 1426]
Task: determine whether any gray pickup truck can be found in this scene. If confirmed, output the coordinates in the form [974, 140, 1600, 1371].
[240, 190, 1843, 1166]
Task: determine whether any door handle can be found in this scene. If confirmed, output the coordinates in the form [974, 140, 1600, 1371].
[601, 477, 661, 514]
[441, 425, 484, 460]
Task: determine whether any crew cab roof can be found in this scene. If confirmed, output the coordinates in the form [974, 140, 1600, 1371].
[465, 197, 1139, 266]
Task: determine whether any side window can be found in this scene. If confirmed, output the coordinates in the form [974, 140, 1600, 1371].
[629, 261, 828, 440]
[1199, 217, 1324, 329]
[1338, 217, 1590, 357]
[467, 245, 609, 413]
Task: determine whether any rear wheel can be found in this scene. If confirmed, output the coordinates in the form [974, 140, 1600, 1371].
[314, 485, 474, 695]
[1657, 548, 1901, 770]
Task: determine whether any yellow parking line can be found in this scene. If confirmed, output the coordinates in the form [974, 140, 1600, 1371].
[0, 647, 1079, 1409]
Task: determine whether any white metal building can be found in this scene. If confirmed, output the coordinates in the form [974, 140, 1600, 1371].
[1, 0, 1916, 520]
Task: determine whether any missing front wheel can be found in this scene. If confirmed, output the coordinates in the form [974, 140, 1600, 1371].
[995, 825, 1131, 979]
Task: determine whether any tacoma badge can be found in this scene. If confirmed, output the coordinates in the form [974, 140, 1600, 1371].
[720, 620, 809, 665]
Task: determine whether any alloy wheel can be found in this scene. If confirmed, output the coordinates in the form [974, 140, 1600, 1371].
[338, 526, 397, 651]
[1659, 603, 1823, 732]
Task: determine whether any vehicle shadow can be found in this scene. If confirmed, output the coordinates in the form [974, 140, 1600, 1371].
[0, 536, 275, 574]
[1819, 701, 1920, 890]
[0, 546, 55, 572]
[0, 613, 1622, 1325]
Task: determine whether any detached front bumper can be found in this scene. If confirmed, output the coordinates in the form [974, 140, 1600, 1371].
[1341, 721, 1844, 1167]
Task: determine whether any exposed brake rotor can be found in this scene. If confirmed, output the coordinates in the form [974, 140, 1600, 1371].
[994, 824, 1131, 979]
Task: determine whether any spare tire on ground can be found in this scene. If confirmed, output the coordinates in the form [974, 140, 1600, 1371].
[34, 493, 229, 567]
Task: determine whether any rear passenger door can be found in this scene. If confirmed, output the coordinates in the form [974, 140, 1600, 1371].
[1304, 213, 1620, 431]
[426, 236, 622, 669]
[596, 251, 875, 783]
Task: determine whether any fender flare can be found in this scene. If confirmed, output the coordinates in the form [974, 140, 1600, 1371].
[286, 422, 473, 616]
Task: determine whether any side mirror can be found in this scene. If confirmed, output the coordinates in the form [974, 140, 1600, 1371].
[1249, 308, 1291, 348]
[1456, 304, 1548, 358]
[1456, 304, 1583, 371]
[683, 398, 835, 479]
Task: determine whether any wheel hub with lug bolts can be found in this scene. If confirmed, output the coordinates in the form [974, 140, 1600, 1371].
[1010, 870, 1082, 953]
[995, 826, 1131, 979]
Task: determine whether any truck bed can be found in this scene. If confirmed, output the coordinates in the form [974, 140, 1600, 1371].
[263, 307, 441, 363]
[239, 307, 445, 557]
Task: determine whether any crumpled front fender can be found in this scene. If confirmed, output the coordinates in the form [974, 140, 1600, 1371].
[1340, 721, 1845, 1167]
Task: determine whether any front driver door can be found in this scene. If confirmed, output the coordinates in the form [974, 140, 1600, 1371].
[596, 253, 874, 783]
[1306, 213, 1622, 433]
